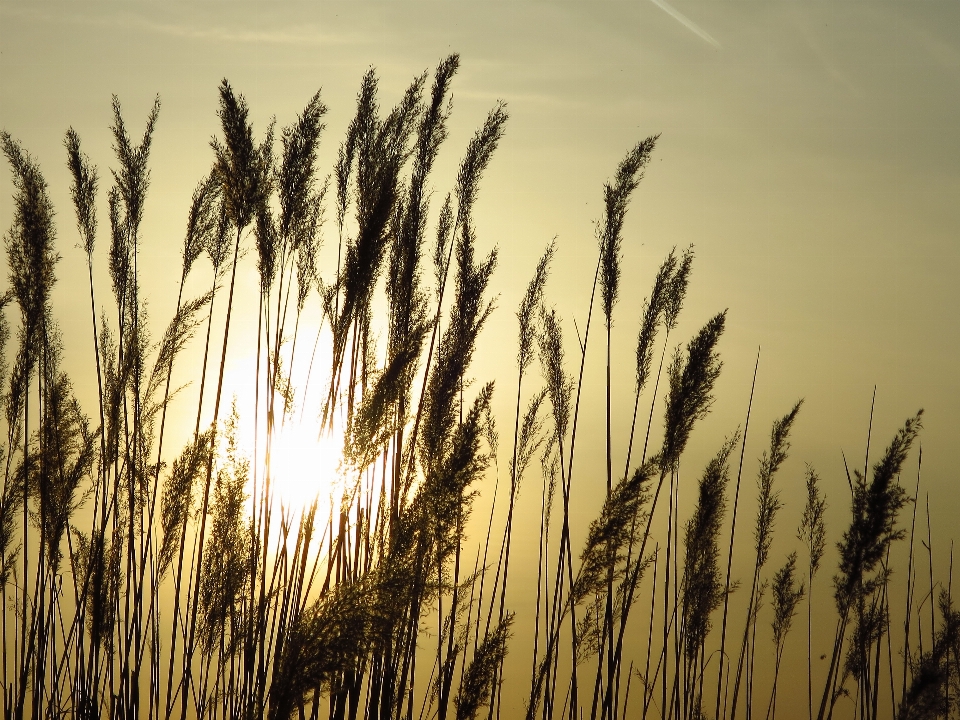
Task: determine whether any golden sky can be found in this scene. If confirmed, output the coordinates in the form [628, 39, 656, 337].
[2, 2, 959, 716]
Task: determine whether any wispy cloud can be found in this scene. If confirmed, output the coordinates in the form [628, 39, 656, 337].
[0, 4, 363, 47]
[130, 18, 328, 46]
[649, 0, 721, 49]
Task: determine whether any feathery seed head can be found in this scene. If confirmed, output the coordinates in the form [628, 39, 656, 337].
[754, 400, 803, 568]
[182, 173, 221, 279]
[109, 95, 160, 242]
[2, 132, 60, 330]
[517, 241, 555, 373]
[433, 194, 454, 295]
[413, 54, 459, 179]
[212, 79, 271, 231]
[635, 248, 678, 390]
[295, 180, 327, 311]
[455, 614, 514, 720]
[682, 435, 737, 658]
[0, 474, 20, 588]
[455, 103, 508, 226]
[665, 245, 693, 331]
[834, 411, 922, 611]
[278, 90, 327, 242]
[158, 430, 213, 578]
[573, 460, 656, 605]
[660, 311, 726, 470]
[771, 551, 805, 648]
[510, 388, 548, 487]
[206, 197, 232, 273]
[65, 127, 99, 258]
[419, 228, 498, 471]
[335, 69, 378, 233]
[898, 590, 960, 719]
[599, 136, 659, 325]
[798, 465, 827, 576]
[255, 199, 279, 292]
[107, 185, 129, 306]
[538, 307, 572, 447]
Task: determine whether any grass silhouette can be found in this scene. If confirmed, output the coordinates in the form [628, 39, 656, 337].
[0, 56, 955, 720]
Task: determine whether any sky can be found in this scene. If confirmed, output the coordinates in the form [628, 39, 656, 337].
[2, 1, 960, 717]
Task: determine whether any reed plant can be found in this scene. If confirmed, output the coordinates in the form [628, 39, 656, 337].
[0, 57, 954, 720]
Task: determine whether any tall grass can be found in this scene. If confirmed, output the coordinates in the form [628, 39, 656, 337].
[0, 57, 954, 720]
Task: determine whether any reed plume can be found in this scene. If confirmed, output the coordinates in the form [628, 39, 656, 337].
[818, 411, 923, 720]
[765, 552, 804, 720]
[798, 467, 827, 720]
[898, 591, 960, 720]
[455, 613, 513, 720]
[680, 435, 737, 709]
[660, 311, 726, 472]
[598, 136, 658, 320]
[730, 400, 802, 720]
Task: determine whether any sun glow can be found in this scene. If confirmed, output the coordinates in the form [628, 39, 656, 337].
[215, 335, 346, 516]
[267, 419, 344, 512]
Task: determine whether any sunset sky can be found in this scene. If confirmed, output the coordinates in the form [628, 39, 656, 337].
[2, 2, 959, 716]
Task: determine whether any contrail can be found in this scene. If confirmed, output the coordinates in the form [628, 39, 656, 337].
[648, 0, 721, 49]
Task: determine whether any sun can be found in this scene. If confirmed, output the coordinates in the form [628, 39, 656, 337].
[217, 343, 345, 515]
[267, 419, 344, 511]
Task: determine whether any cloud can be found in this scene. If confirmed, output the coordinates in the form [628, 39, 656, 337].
[127, 18, 328, 46]
[648, 0, 721, 49]
[0, 4, 362, 47]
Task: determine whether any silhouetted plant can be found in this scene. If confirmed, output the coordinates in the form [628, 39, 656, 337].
[798, 466, 827, 720]
[680, 435, 737, 717]
[730, 400, 802, 720]
[0, 59, 952, 720]
[818, 411, 923, 720]
[450, 613, 510, 720]
[765, 552, 804, 720]
[899, 591, 960, 720]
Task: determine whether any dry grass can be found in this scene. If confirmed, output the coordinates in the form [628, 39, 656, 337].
[0, 58, 952, 720]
